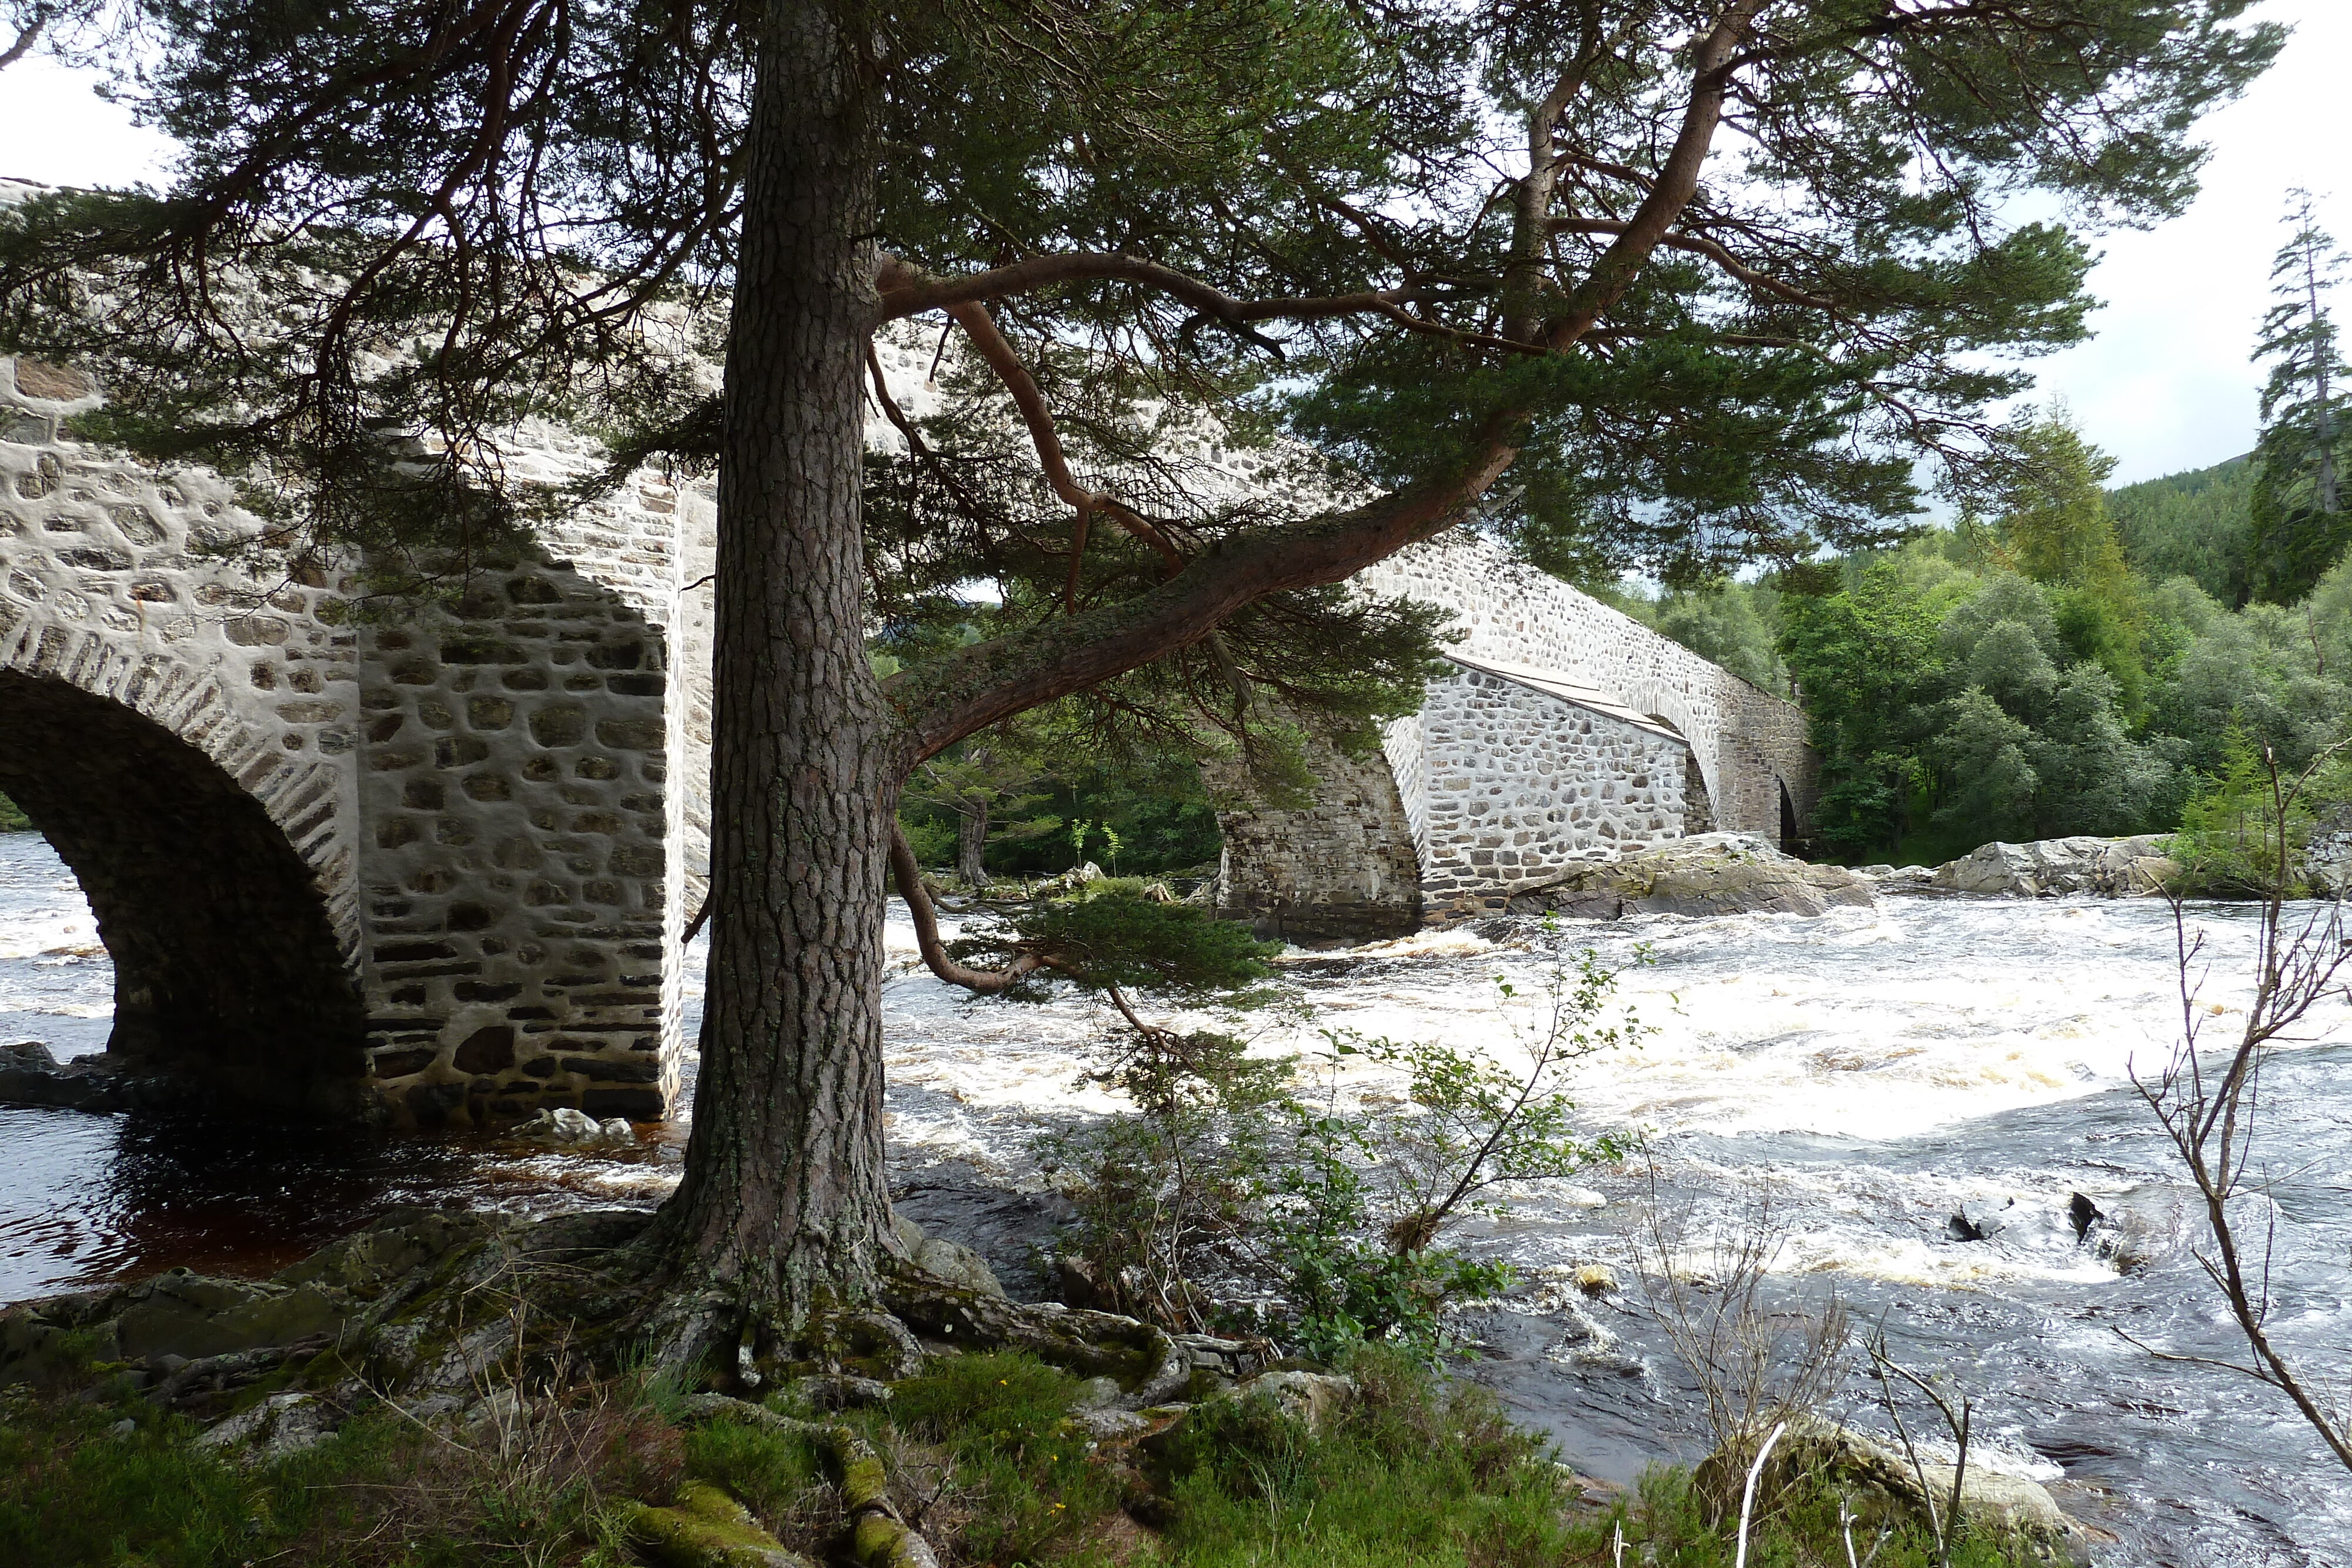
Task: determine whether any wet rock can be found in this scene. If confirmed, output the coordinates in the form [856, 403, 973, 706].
[1947, 1201, 2012, 1243]
[1573, 1264, 1619, 1296]
[2066, 1192, 2106, 1242]
[1931, 836, 2175, 898]
[888, 1171, 1068, 1300]
[1506, 834, 1875, 921]
[0, 1039, 178, 1111]
[514, 1106, 633, 1146]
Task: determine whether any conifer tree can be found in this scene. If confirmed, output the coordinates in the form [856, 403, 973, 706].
[2249, 192, 2351, 602]
[0, 0, 2286, 1360]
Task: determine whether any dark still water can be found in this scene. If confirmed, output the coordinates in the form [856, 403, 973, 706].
[4, 828, 2350, 1564]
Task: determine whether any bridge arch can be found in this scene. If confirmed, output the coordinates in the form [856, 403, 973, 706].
[1617, 674, 1720, 810]
[0, 656, 370, 1116]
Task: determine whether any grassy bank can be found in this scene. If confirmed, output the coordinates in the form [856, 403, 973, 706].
[1, 1343, 2046, 1568]
[0, 790, 28, 832]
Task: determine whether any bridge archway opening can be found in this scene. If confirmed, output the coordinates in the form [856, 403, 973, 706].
[0, 670, 369, 1116]
[1646, 713, 1714, 835]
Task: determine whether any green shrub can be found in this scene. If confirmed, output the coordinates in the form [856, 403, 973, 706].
[681, 1416, 823, 1522]
[877, 1351, 1125, 1564]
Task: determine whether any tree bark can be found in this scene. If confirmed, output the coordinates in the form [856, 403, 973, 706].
[647, 0, 896, 1340]
[956, 797, 990, 885]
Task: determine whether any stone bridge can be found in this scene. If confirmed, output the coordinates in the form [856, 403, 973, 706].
[1, 339, 1813, 1125]
[0, 352, 716, 1129]
[1214, 532, 1819, 940]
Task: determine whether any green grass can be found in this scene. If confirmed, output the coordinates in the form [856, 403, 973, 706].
[0, 790, 29, 833]
[0, 1349, 2053, 1568]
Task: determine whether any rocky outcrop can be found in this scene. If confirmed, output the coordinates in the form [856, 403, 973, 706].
[0, 1206, 513, 1390]
[0, 1039, 179, 1112]
[1705, 1416, 2080, 1562]
[1930, 836, 2176, 898]
[1499, 833, 1874, 921]
[2304, 805, 2352, 895]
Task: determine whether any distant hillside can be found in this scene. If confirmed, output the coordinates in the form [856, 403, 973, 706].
[2108, 453, 2253, 606]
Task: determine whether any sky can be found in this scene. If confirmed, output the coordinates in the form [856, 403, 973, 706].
[0, 2, 2343, 489]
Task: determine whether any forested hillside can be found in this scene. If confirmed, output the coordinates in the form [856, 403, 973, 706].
[1632, 426, 2352, 866]
[2110, 454, 2256, 605]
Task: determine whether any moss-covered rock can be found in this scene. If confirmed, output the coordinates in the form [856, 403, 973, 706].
[624, 1480, 815, 1568]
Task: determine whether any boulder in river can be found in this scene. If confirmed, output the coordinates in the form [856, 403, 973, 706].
[0, 1039, 173, 1112]
[514, 1106, 636, 1147]
[1505, 833, 1875, 921]
[1930, 835, 2176, 898]
[1947, 1199, 2013, 1243]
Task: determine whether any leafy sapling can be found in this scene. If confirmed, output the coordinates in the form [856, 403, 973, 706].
[1259, 937, 1649, 1358]
[965, 884, 1292, 1329]
[1335, 942, 1649, 1253]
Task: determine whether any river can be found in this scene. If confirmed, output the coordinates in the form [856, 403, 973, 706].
[3, 827, 2348, 1564]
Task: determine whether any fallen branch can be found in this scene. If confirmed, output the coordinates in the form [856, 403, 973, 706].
[888, 821, 1041, 994]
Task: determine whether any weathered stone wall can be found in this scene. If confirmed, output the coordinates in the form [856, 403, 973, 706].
[1357, 533, 1770, 825]
[349, 559, 671, 1126]
[1218, 531, 1821, 935]
[1207, 723, 1422, 942]
[0, 354, 689, 1124]
[1716, 674, 1819, 847]
[1410, 664, 1686, 920]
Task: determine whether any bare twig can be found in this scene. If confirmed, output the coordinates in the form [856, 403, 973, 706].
[2130, 740, 2352, 1472]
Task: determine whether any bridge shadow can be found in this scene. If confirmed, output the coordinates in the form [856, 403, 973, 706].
[0, 670, 369, 1117]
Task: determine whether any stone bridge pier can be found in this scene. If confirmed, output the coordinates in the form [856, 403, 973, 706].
[1215, 533, 1822, 940]
[0, 356, 715, 1126]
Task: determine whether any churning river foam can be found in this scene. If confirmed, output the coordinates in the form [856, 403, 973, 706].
[4, 828, 2348, 1564]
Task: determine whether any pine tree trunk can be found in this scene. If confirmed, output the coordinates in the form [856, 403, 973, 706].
[650, 2, 896, 1336]
[956, 800, 990, 885]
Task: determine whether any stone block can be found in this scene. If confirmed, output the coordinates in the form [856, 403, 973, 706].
[529, 704, 587, 747]
[453, 1025, 517, 1072]
[593, 717, 663, 751]
[440, 637, 527, 665]
[466, 696, 516, 730]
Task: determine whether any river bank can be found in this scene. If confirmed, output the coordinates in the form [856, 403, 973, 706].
[4, 830, 2348, 1564]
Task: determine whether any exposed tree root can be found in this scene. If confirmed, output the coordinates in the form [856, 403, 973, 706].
[676, 1395, 941, 1568]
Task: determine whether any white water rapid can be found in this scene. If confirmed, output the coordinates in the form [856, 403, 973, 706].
[4, 828, 2349, 1563]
